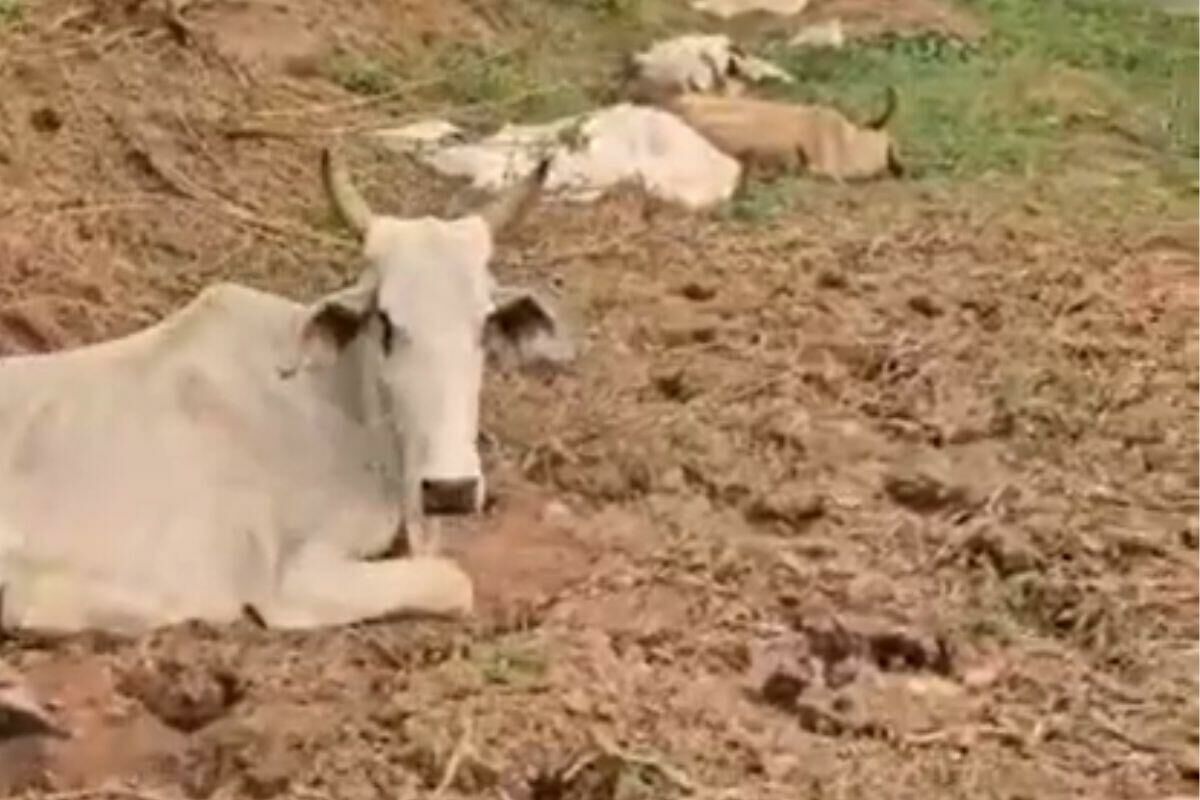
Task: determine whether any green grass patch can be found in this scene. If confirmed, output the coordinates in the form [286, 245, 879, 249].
[473, 639, 548, 688]
[504, 0, 1194, 220]
[722, 178, 798, 223]
[326, 0, 1195, 219]
[758, 0, 1197, 193]
[394, 0, 690, 125]
[0, 0, 23, 27]
[325, 51, 397, 96]
[429, 42, 593, 124]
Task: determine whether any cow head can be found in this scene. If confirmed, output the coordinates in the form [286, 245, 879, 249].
[294, 147, 571, 525]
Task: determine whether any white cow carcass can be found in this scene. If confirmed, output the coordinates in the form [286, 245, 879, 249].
[0, 149, 573, 634]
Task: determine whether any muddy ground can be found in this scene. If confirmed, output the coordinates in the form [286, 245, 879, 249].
[0, 0, 1197, 798]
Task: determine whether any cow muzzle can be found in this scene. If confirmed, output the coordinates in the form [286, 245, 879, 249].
[421, 477, 480, 516]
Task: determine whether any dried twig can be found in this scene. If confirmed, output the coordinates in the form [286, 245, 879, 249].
[104, 109, 203, 200]
[902, 722, 1027, 751]
[28, 789, 174, 800]
[226, 81, 574, 146]
[248, 45, 528, 120]
[161, 0, 196, 45]
[355, 630, 406, 670]
[196, 199, 353, 251]
[46, 7, 95, 33]
[433, 717, 474, 797]
[221, 124, 319, 142]
[1087, 709, 1162, 754]
[99, 107, 353, 253]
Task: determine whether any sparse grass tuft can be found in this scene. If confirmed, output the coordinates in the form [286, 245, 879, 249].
[474, 640, 548, 688]
[326, 51, 396, 96]
[436, 46, 530, 107]
[391, 0, 684, 126]
[431, 42, 593, 124]
[580, 0, 651, 25]
[722, 178, 797, 223]
[0, 0, 23, 27]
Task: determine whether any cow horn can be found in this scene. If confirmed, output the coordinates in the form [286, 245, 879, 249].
[864, 86, 898, 131]
[321, 146, 373, 238]
[476, 157, 552, 238]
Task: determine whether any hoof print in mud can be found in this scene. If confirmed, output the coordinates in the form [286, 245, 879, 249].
[743, 484, 826, 530]
[118, 660, 243, 733]
[529, 755, 623, 800]
[527, 748, 689, 800]
[747, 614, 957, 740]
[958, 525, 1044, 577]
[882, 466, 973, 513]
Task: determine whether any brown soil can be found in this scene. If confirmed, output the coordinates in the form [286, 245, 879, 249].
[0, 1, 1195, 798]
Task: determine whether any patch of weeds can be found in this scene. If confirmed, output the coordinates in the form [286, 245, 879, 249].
[722, 178, 797, 223]
[613, 762, 661, 800]
[760, 0, 1197, 195]
[437, 45, 528, 106]
[955, 576, 1033, 646]
[474, 640, 547, 688]
[431, 43, 590, 124]
[575, 0, 649, 24]
[962, 609, 1019, 645]
[1001, 572, 1127, 652]
[414, 0, 686, 123]
[531, 752, 672, 800]
[303, 205, 350, 237]
[547, 0, 679, 34]
[0, 0, 23, 28]
[326, 51, 395, 96]
[524, 82, 593, 124]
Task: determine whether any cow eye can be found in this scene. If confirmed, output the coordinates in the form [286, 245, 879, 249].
[376, 310, 394, 354]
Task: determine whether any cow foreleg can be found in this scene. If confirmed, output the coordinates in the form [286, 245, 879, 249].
[261, 542, 473, 629]
[403, 516, 444, 557]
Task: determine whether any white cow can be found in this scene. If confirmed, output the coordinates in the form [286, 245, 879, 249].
[0, 148, 572, 633]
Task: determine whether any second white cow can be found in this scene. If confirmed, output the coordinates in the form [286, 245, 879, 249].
[0, 148, 571, 633]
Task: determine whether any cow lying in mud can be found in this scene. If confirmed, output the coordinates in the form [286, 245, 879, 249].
[0, 148, 571, 633]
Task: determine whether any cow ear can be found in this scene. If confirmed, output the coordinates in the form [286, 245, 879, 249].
[485, 288, 574, 369]
[284, 275, 379, 376]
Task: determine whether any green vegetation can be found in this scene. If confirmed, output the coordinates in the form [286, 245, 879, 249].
[761, 0, 1197, 188]
[322, 0, 1196, 218]
[325, 51, 397, 96]
[723, 178, 798, 223]
[431, 42, 592, 123]
[473, 639, 548, 688]
[0, 0, 24, 28]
